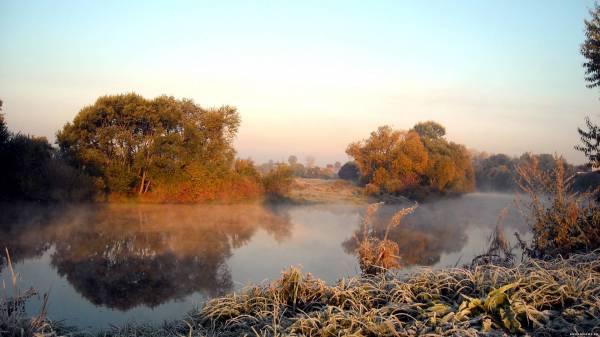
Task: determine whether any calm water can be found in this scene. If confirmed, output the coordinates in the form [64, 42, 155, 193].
[0, 193, 528, 329]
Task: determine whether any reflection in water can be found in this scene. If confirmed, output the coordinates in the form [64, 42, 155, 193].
[0, 204, 293, 310]
[0, 194, 530, 328]
[0, 204, 58, 269]
[342, 193, 526, 267]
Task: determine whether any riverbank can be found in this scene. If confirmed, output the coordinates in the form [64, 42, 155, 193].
[6, 251, 599, 336]
[285, 178, 367, 204]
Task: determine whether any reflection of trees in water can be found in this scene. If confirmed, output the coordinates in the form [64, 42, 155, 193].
[0, 204, 58, 269]
[343, 194, 525, 267]
[0, 203, 293, 311]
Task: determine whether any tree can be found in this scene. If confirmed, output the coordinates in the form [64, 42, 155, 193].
[474, 153, 516, 191]
[338, 161, 360, 181]
[288, 155, 298, 165]
[262, 163, 294, 198]
[577, 4, 600, 165]
[576, 117, 600, 166]
[0, 100, 92, 201]
[346, 125, 429, 195]
[0, 100, 8, 146]
[582, 3, 600, 89]
[346, 123, 474, 198]
[410, 121, 446, 139]
[57, 93, 240, 197]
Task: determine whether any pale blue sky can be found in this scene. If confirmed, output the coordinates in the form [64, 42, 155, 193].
[1, 0, 599, 164]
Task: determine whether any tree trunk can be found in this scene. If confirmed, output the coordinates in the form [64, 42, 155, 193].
[138, 170, 146, 195]
[143, 180, 151, 194]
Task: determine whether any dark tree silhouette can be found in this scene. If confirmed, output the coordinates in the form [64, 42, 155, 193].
[577, 4, 600, 166]
[576, 117, 600, 167]
[338, 162, 360, 182]
[582, 4, 600, 89]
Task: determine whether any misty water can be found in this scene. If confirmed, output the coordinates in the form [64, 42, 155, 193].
[0, 193, 529, 329]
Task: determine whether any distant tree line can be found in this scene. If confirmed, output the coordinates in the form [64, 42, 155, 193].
[337, 150, 584, 194]
[257, 156, 341, 180]
[472, 152, 577, 192]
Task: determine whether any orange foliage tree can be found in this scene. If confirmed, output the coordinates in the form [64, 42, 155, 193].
[346, 122, 474, 199]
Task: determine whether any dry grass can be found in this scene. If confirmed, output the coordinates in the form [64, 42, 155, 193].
[0, 249, 57, 337]
[355, 202, 418, 275]
[287, 178, 366, 204]
[191, 251, 600, 337]
[515, 154, 600, 257]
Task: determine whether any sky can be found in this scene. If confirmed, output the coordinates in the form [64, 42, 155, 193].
[1, 0, 600, 165]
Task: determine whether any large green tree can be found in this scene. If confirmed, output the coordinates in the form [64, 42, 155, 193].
[577, 3, 600, 166]
[582, 4, 600, 89]
[57, 93, 240, 196]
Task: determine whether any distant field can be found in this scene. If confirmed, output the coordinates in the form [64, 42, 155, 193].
[287, 178, 366, 204]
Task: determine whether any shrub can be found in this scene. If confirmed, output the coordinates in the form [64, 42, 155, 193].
[515, 154, 600, 257]
[338, 161, 360, 181]
[261, 164, 294, 199]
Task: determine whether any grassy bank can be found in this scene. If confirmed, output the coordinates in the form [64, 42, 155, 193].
[286, 178, 367, 204]
[4, 251, 599, 336]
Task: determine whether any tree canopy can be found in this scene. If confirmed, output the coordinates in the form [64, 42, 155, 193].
[410, 121, 446, 140]
[338, 161, 360, 182]
[57, 93, 241, 198]
[0, 99, 92, 201]
[582, 3, 600, 89]
[577, 3, 600, 165]
[346, 123, 474, 199]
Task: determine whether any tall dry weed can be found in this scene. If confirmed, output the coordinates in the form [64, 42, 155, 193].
[356, 202, 418, 275]
[0, 249, 58, 337]
[515, 154, 600, 257]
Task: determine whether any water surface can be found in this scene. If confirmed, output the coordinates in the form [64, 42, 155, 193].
[0, 193, 528, 329]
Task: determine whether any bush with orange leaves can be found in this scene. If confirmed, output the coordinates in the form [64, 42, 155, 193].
[346, 123, 474, 200]
[143, 159, 264, 203]
[515, 154, 600, 257]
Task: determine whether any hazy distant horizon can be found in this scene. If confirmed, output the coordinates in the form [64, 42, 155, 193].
[2, 0, 600, 165]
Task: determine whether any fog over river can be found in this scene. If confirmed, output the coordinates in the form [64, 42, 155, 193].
[0, 193, 528, 329]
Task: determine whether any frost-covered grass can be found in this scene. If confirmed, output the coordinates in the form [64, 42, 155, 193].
[7, 251, 599, 337]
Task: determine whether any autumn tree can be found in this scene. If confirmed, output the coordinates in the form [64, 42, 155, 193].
[57, 93, 240, 197]
[346, 123, 474, 199]
[346, 126, 429, 195]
